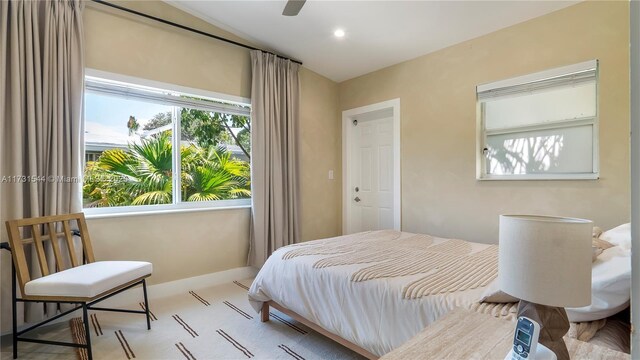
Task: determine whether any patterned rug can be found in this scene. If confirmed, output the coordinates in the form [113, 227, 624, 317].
[2, 279, 364, 360]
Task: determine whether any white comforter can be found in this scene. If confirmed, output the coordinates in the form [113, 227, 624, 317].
[248, 232, 492, 357]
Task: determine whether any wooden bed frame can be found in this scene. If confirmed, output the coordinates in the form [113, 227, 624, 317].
[261, 300, 379, 359]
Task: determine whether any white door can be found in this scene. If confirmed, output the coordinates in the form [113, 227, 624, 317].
[349, 117, 395, 233]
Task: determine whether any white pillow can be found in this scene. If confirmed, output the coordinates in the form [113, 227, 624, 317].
[599, 223, 631, 250]
[566, 246, 631, 322]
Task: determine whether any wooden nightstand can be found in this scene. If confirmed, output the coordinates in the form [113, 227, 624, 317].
[380, 308, 630, 360]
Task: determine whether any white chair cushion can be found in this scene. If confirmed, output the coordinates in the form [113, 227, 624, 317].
[24, 261, 152, 298]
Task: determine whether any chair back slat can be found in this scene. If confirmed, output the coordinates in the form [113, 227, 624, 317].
[31, 225, 50, 277]
[76, 217, 95, 263]
[5, 222, 32, 288]
[18, 232, 67, 245]
[5, 213, 94, 296]
[61, 220, 79, 267]
[47, 222, 65, 271]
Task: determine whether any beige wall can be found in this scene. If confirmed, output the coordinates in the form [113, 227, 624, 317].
[339, 1, 630, 244]
[84, 1, 342, 284]
[87, 210, 250, 283]
[299, 69, 342, 241]
[85, 1, 253, 99]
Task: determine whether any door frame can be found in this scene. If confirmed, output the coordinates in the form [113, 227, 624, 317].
[342, 98, 401, 234]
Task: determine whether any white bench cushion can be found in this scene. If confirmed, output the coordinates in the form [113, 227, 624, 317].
[24, 261, 152, 298]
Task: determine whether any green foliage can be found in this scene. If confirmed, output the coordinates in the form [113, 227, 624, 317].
[181, 145, 251, 202]
[235, 128, 250, 154]
[180, 108, 226, 148]
[141, 109, 251, 159]
[83, 132, 251, 207]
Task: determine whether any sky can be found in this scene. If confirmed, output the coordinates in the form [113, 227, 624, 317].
[85, 92, 172, 145]
[85, 91, 244, 146]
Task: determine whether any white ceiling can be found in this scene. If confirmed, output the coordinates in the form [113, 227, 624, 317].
[166, 1, 579, 82]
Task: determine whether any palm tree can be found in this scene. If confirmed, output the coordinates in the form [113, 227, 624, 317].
[83, 132, 251, 207]
[182, 145, 251, 201]
[127, 115, 140, 136]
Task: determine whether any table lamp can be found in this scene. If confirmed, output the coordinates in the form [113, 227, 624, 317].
[499, 215, 592, 360]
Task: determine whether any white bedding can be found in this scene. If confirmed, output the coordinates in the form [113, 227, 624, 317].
[566, 245, 631, 322]
[248, 231, 493, 357]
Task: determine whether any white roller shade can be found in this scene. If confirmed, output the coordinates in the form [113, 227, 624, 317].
[86, 77, 251, 117]
[483, 82, 596, 130]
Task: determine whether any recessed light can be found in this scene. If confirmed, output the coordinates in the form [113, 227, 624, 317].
[334, 29, 345, 38]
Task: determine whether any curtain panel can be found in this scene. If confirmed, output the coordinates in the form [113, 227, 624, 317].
[0, 0, 85, 328]
[249, 50, 301, 267]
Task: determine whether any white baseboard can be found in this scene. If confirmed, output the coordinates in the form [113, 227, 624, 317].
[152, 266, 257, 298]
[0, 266, 258, 336]
[101, 266, 258, 308]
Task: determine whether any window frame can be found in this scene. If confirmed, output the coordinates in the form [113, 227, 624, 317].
[82, 69, 252, 217]
[476, 60, 600, 181]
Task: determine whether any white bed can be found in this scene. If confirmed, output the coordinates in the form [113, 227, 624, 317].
[249, 231, 506, 357]
[248, 227, 631, 357]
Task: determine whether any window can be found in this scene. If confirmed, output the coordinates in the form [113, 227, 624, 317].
[83, 75, 251, 213]
[476, 60, 598, 180]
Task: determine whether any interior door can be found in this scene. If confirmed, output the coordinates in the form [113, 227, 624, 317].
[349, 117, 395, 233]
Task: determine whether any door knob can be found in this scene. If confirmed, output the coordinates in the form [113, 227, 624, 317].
[354, 197, 361, 202]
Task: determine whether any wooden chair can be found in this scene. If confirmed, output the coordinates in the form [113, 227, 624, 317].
[3, 213, 153, 360]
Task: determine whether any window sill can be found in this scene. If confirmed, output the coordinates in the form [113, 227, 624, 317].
[84, 203, 251, 220]
[477, 173, 599, 181]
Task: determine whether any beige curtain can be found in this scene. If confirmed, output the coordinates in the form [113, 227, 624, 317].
[0, 0, 85, 328]
[248, 51, 301, 267]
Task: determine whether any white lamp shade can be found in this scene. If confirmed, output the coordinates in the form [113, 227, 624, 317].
[498, 215, 592, 308]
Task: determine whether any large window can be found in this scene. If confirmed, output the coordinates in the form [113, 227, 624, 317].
[83, 75, 251, 213]
[476, 60, 599, 180]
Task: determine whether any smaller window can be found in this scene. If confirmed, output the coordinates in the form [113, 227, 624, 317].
[476, 60, 599, 180]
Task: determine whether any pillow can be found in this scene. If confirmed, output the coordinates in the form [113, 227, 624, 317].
[591, 237, 614, 262]
[566, 245, 631, 322]
[592, 226, 603, 239]
[593, 237, 615, 251]
[599, 223, 631, 250]
[591, 247, 603, 262]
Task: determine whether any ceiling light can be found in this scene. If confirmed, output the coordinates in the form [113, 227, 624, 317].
[334, 29, 345, 38]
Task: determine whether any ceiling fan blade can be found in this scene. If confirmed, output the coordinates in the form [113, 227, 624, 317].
[282, 0, 306, 16]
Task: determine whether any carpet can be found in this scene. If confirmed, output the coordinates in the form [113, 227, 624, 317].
[59, 278, 365, 360]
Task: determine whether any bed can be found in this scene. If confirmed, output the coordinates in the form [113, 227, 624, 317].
[248, 226, 631, 358]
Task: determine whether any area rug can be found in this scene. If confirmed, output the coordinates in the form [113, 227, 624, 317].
[65, 278, 364, 360]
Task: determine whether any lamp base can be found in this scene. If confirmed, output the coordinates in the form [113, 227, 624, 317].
[505, 343, 556, 360]
[517, 300, 570, 360]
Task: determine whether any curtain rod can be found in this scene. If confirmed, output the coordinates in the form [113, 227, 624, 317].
[90, 0, 303, 65]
